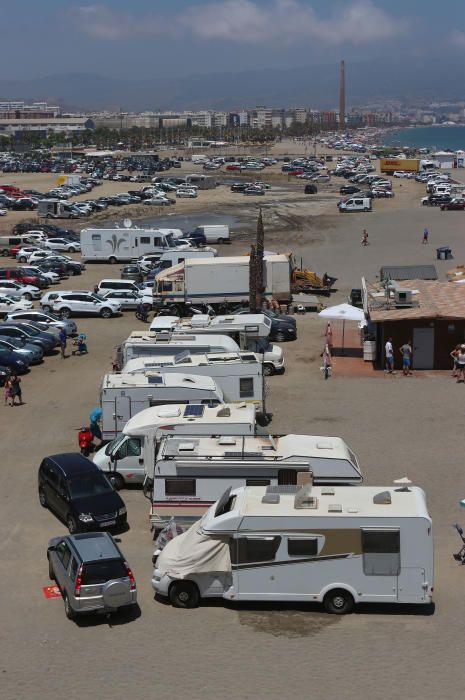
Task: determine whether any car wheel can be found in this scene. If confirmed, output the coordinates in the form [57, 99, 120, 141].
[19, 256, 27, 263]
[60, 308, 71, 319]
[39, 487, 47, 508]
[68, 247, 76, 253]
[274, 331, 286, 343]
[109, 473, 124, 490]
[263, 363, 275, 376]
[169, 580, 200, 608]
[2, 250, 9, 257]
[23, 293, 32, 301]
[100, 307, 112, 319]
[323, 589, 354, 615]
[64, 594, 77, 620]
[67, 515, 78, 534]
[42, 305, 52, 313]
[48, 556, 55, 580]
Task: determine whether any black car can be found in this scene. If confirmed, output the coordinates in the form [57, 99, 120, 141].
[38, 453, 127, 534]
[0, 364, 11, 385]
[45, 257, 82, 275]
[304, 183, 318, 194]
[0, 347, 29, 373]
[424, 194, 452, 206]
[38, 261, 69, 279]
[231, 183, 250, 192]
[340, 185, 361, 195]
[235, 307, 297, 341]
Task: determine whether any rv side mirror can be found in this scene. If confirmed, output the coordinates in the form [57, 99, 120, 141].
[110, 453, 115, 462]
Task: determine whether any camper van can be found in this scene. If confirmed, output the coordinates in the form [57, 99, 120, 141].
[147, 434, 363, 530]
[338, 197, 372, 212]
[116, 332, 240, 369]
[122, 351, 265, 414]
[100, 372, 223, 439]
[152, 483, 434, 612]
[93, 403, 256, 488]
[149, 314, 284, 375]
[38, 199, 78, 219]
[80, 225, 192, 263]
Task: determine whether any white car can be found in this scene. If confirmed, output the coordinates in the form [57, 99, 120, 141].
[176, 188, 198, 198]
[25, 250, 53, 264]
[101, 289, 153, 309]
[0, 280, 41, 300]
[3, 309, 77, 336]
[143, 196, 174, 206]
[16, 246, 43, 262]
[393, 171, 407, 178]
[44, 238, 81, 253]
[0, 294, 33, 312]
[50, 291, 121, 318]
[0, 208, 7, 216]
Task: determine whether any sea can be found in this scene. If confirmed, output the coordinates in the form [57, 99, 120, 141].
[383, 126, 465, 151]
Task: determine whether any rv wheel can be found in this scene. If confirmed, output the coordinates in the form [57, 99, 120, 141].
[109, 256, 117, 264]
[323, 589, 354, 615]
[169, 580, 200, 608]
[263, 364, 274, 376]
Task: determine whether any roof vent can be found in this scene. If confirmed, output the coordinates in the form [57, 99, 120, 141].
[321, 487, 335, 496]
[266, 485, 300, 495]
[294, 483, 318, 510]
[316, 440, 333, 450]
[216, 407, 231, 417]
[328, 504, 343, 513]
[373, 490, 392, 505]
[218, 436, 237, 445]
[178, 441, 195, 452]
[261, 493, 280, 504]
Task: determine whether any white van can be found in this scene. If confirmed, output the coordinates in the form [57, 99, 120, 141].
[338, 197, 372, 212]
[94, 279, 141, 294]
[190, 225, 230, 244]
[152, 483, 434, 613]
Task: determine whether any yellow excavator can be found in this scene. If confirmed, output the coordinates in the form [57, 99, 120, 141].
[242, 250, 337, 295]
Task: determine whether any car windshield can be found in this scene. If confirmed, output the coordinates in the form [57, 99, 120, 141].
[22, 324, 41, 334]
[81, 559, 127, 585]
[68, 472, 114, 498]
[0, 337, 22, 348]
[92, 294, 106, 302]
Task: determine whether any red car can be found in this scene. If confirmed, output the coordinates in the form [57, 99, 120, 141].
[288, 169, 305, 176]
[9, 244, 23, 258]
[0, 267, 47, 289]
[226, 164, 241, 171]
[440, 199, 465, 211]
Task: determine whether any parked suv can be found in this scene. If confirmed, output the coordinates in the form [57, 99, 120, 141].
[51, 291, 121, 319]
[3, 310, 77, 336]
[47, 531, 137, 620]
[94, 279, 142, 295]
[38, 453, 128, 534]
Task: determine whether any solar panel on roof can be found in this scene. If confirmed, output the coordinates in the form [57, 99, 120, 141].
[183, 405, 205, 418]
[148, 375, 163, 384]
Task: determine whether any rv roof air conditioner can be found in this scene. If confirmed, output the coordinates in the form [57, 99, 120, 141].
[373, 491, 392, 505]
[294, 483, 317, 510]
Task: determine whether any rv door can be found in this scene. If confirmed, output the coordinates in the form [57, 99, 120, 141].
[361, 529, 399, 600]
[114, 395, 132, 433]
[230, 535, 282, 599]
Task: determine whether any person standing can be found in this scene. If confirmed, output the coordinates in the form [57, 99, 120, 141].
[89, 406, 103, 445]
[59, 328, 67, 359]
[451, 344, 460, 378]
[385, 337, 394, 373]
[10, 374, 22, 405]
[4, 377, 12, 406]
[324, 322, 333, 352]
[423, 228, 429, 244]
[399, 340, 413, 376]
[361, 229, 368, 246]
[455, 345, 465, 383]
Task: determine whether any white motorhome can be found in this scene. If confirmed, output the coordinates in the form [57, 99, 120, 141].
[100, 372, 223, 439]
[122, 351, 265, 413]
[80, 225, 192, 263]
[149, 314, 284, 375]
[116, 332, 240, 368]
[152, 483, 434, 612]
[140, 250, 216, 274]
[148, 434, 362, 530]
[93, 403, 257, 488]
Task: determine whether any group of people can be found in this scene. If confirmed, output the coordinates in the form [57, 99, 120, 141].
[385, 337, 413, 376]
[4, 374, 22, 406]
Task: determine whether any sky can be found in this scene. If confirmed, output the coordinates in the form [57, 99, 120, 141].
[1, 0, 465, 80]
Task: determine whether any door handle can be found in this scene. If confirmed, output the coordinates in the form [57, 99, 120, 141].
[138, 458, 143, 464]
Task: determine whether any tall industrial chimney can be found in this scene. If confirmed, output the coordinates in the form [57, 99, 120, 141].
[339, 60, 345, 131]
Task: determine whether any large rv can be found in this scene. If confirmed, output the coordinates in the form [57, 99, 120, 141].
[122, 351, 265, 415]
[152, 483, 434, 613]
[148, 434, 362, 530]
[80, 226, 192, 263]
[100, 372, 223, 439]
[93, 403, 257, 488]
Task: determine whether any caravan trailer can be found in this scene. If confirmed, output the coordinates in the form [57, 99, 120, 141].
[93, 403, 256, 488]
[100, 372, 223, 439]
[152, 483, 434, 613]
[148, 434, 362, 530]
[80, 225, 192, 263]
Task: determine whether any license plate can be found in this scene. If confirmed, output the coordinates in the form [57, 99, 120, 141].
[100, 520, 116, 527]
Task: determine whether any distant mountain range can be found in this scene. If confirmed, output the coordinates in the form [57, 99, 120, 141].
[0, 59, 464, 112]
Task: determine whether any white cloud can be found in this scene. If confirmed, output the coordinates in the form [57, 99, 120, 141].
[73, 1, 407, 45]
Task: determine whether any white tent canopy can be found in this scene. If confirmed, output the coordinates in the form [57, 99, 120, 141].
[319, 303, 365, 352]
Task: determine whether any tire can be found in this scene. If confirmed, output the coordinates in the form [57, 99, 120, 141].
[80, 446, 90, 457]
[42, 305, 52, 313]
[68, 247, 75, 253]
[274, 331, 286, 343]
[364, 207, 369, 212]
[109, 256, 117, 264]
[2, 249, 9, 257]
[48, 556, 55, 580]
[19, 256, 27, 263]
[60, 307, 71, 319]
[64, 594, 77, 620]
[169, 580, 200, 608]
[100, 307, 112, 319]
[39, 487, 47, 508]
[23, 293, 32, 301]
[263, 363, 274, 377]
[109, 473, 125, 490]
[67, 515, 78, 534]
[323, 589, 354, 615]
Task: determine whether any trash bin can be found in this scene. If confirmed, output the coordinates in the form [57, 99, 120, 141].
[437, 246, 452, 260]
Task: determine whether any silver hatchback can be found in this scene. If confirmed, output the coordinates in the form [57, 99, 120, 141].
[47, 532, 137, 620]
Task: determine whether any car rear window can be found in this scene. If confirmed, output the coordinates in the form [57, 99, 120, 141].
[81, 559, 127, 585]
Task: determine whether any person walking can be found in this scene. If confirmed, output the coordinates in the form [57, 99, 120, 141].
[451, 344, 460, 378]
[59, 328, 67, 359]
[385, 337, 395, 374]
[89, 406, 103, 446]
[321, 343, 332, 379]
[455, 345, 465, 383]
[10, 374, 22, 406]
[423, 228, 429, 244]
[324, 322, 333, 352]
[4, 377, 12, 406]
[399, 340, 413, 376]
[361, 229, 369, 246]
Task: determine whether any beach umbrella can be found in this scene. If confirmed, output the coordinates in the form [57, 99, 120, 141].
[318, 303, 365, 352]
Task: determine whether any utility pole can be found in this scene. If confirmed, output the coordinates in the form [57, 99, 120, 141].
[339, 60, 346, 131]
[249, 244, 257, 311]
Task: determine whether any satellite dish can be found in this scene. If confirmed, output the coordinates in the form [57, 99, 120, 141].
[123, 218, 132, 229]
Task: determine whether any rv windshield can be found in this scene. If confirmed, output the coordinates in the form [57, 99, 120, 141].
[166, 234, 176, 248]
[105, 434, 126, 456]
[254, 338, 272, 353]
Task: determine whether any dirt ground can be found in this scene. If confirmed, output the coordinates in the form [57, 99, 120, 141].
[3, 142, 465, 700]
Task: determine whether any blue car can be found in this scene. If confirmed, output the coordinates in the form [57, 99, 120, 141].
[0, 347, 29, 373]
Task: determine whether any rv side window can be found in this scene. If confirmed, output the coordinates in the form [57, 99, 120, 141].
[288, 538, 318, 557]
[140, 237, 151, 244]
[239, 377, 254, 398]
[362, 530, 400, 576]
[246, 479, 271, 486]
[232, 537, 281, 565]
[116, 437, 141, 459]
[165, 479, 196, 496]
[161, 281, 172, 292]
